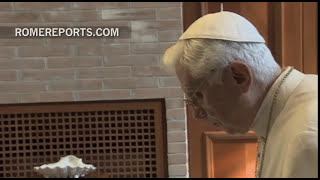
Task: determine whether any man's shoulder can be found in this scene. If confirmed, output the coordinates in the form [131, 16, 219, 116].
[281, 130, 318, 178]
[273, 77, 318, 139]
[285, 73, 318, 123]
[288, 131, 318, 149]
[295, 73, 318, 93]
[268, 71, 317, 147]
[280, 94, 318, 134]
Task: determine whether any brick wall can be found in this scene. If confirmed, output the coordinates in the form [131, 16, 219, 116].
[0, 2, 188, 177]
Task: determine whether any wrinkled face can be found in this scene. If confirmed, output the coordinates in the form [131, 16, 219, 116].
[176, 62, 254, 135]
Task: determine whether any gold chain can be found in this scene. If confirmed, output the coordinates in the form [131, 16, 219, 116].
[255, 67, 294, 178]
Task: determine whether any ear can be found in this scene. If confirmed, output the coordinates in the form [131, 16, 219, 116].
[223, 61, 253, 93]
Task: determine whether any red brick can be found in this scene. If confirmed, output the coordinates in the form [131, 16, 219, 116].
[0, 82, 46, 93]
[167, 109, 185, 120]
[76, 67, 131, 79]
[43, 11, 99, 22]
[0, 94, 19, 104]
[133, 88, 183, 98]
[159, 30, 182, 42]
[20, 92, 74, 103]
[77, 44, 129, 56]
[0, 47, 15, 58]
[103, 78, 137, 89]
[14, 2, 71, 10]
[47, 57, 102, 68]
[0, 2, 12, 11]
[47, 39, 103, 46]
[105, 55, 158, 66]
[21, 69, 74, 81]
[74, 2, 129, 9]
[20, 93, 40, 103]
[103, 77, 156, 89]
[0, 39, 44, 46]
[167, 120, 186, 131]
[78, 90, 131, 101]
[19, 93, 40, 103]
[168, 154, 187, 164]
[131, 42, 175, 54]
[102, 9, 155, 20]
[40, 92, 74, 102]
[131, 20, 182, 32]
[165, 98, 184, 109]
[0, 58, 45, 69]
[157, 7, 182, 19]
[48, 80, 102, 91]
[158, 20, 183, 30]
[0, 71, 17, 81]
[132, 65, 175, 76]
[168, 164, 187, 176]
[104, 38, 131, 44]
[169, 176, 187, 178]
[130, 2, 181, 8]
[0, 12, 42, 23]
[73, 21, 130, 27]
[167, 131, 186, 143]
[159, 77, 181, 87]
[168, 143, 186, 154]
[132, 31, 158, 43]
[18, 46, 72, 57]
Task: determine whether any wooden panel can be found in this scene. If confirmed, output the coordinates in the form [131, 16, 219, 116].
[0, 99, 168, 178]
[214, 143, 246, 177]
[245, 143, 258, 176]
[204, 132, 257, 178]
[280, 2, 303, 70]
[271, 2, 283, 66]
[182, 2, 202, 31]
[303, 2, 318, 74]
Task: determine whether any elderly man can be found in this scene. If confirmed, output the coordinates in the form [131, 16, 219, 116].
[163, 11, 318, 178]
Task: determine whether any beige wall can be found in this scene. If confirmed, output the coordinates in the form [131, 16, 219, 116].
[0, 2, 188, 177]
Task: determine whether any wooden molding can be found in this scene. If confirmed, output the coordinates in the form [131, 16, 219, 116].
[302, 2, 318, 74]
[203, 131, 258, 178]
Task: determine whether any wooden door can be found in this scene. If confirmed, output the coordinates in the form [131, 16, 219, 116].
[183, 2, 318, 178]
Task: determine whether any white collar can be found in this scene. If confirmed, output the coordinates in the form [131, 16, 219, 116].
[250, 67, 305, 138]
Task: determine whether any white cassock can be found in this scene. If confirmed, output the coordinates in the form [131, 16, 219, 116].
[250, 67, 318, 178]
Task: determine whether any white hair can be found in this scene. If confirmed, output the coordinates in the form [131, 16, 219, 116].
[163, 39, 281, 86]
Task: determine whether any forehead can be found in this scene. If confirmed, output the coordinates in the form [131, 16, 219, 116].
[175, 62, 202, 92]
